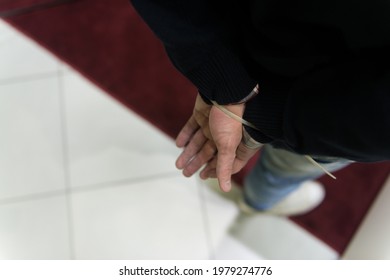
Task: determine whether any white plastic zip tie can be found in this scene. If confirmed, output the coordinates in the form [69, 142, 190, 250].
[211, 100, 337, 180]
[304, 155, 337, 179]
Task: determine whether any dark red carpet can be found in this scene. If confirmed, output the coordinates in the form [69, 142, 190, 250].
[0, 0, 55, 11]
[2, 0, 389, 254]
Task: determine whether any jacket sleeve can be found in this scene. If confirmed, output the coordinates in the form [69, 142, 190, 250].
[130, 0, 257, 104]
[243, 56, 390, 161]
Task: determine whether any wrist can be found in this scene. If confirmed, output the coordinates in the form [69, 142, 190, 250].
[242, 127, 263, 149]
[221, 83, 259, 117]
[237, 84, 260, 104]
[224, 103, 245, 118]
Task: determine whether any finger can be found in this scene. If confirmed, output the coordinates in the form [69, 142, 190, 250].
[201, 156, 249, 180]
[182, 140, 216, 177]
[233, 142, 260, 170]
[193, 108, 213, 140]
[201, 143, 260, 179]
[207, 106, 242, 191]
[175, 129, 207, 169]
[202, 169, 217, 179]
[215, 144, 237, 192]
[175, 115, 199, 148]
[200, 120, 212, 140]
[200, 158, 217, 179]
[201, 153, 241, 181]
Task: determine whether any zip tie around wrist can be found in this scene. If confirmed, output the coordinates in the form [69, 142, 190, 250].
[211, 101, 258, 130]
[211, 100, 337, 180]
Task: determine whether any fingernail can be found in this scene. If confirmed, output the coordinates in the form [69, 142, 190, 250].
[222, 181, 231, 192]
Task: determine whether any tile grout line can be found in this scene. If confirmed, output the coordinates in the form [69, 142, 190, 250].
[57, 65, 76, 260]
[71, 171, 181, 193]
[0, 189, 67, 206]
[0, 71, 58, 86]
[196, 177, 216, 260]
[0, 172, 182, 206]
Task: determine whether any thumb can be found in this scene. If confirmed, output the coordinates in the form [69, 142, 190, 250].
[209, 104, 243, 192]
[216, 145, 236, 192]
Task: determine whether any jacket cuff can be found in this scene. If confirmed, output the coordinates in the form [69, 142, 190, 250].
[186, 47, 258, 104]
[243, 86, 289, 144]
[198, 92, 212, 105]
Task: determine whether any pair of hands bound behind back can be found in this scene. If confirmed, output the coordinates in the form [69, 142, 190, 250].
[175, 94, 260, 192]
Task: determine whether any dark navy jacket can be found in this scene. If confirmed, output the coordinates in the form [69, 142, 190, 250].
[131, 0, 390, 162]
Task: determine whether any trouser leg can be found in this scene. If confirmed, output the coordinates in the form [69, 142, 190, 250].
[243, 144, 351, 210]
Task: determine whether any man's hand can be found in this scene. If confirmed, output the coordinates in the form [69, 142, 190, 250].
[205, 103, 243, 191]
[175, 95, 216, 177]
[175, 94, 259, 192]
[199, 141, 260, 182]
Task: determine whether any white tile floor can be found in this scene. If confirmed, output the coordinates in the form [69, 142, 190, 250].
[0, 20, 339, 260]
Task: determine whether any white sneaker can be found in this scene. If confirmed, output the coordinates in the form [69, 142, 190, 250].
[238, 180, 325, 216]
